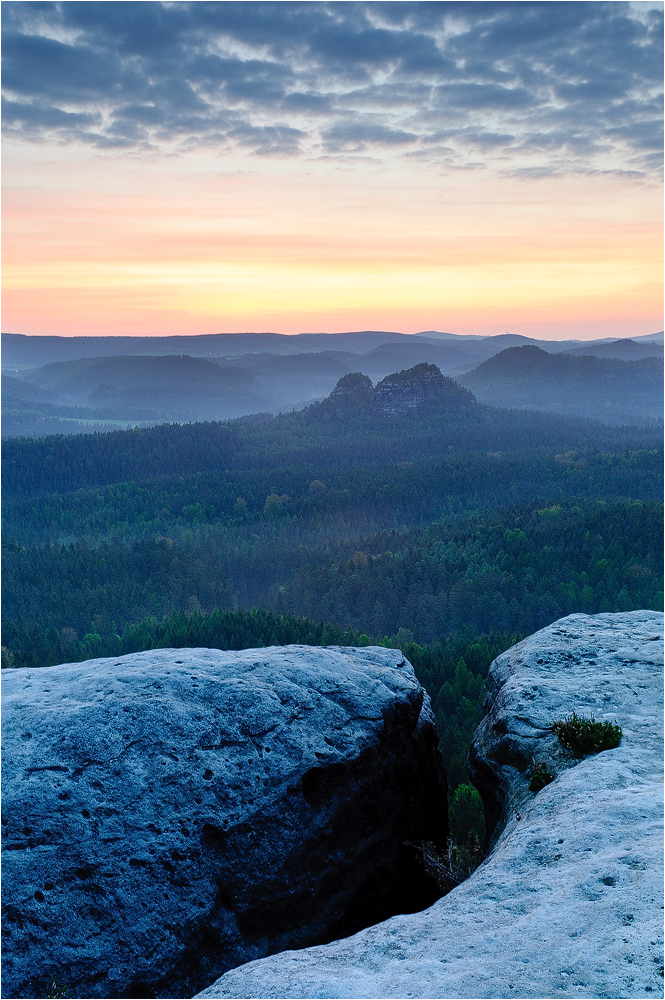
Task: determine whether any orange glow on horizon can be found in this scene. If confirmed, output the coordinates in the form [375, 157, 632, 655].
[3, 146, 662, 340]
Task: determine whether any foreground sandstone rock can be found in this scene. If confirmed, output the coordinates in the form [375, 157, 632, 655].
[196, 611, 664, 1000]
[1, 645, 446, 999]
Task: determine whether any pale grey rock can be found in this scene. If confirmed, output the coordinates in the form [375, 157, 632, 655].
[1, 644, 446, 999]
[196, 611, 664, 1000]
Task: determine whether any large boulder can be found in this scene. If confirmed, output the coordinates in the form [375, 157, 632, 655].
[197, 611, 663, 1000]
[1, 645, 446, 999]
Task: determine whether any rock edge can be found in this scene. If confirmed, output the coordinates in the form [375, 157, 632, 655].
[196, 612, 664, 1000]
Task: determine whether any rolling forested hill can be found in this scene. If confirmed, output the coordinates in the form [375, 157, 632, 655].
[459, 346, 663, 422]
[565, 338, 663, 361]
[18, 354, 277, 417]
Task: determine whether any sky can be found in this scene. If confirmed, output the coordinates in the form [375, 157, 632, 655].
[2, 1, 663, 340]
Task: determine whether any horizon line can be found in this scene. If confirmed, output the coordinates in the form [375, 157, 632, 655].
[3, 329, 664, 343]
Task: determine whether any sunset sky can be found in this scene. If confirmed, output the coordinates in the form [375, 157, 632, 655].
[2, 1, 663, 339]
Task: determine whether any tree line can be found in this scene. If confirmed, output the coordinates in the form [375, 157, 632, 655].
[3, 500, 660, 647]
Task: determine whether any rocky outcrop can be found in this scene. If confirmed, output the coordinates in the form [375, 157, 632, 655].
[196, 611, 664, 1000]
[325, 364, 475, 416]
[329, 372, 373, 403]
[370, 363, 475, 415]
[1, 645, 446, 1000]
[468, 609, 662, 852]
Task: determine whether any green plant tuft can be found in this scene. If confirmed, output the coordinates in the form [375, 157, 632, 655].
[529, 761, 555, 792]
[552, 711, 622, 756]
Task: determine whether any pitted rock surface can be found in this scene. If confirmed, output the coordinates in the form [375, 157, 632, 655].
[1, 644, 446, 999]
[196, 612, 663, 1000]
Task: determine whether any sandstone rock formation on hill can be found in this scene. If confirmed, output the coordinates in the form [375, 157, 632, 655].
[1, 645, 446, 1000]
[370, 363, 475, 415]
[197, 611, 663, 1000]
[325, 363, 476, 416]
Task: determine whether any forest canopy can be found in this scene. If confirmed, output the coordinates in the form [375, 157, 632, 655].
[3, 388, 662, 847]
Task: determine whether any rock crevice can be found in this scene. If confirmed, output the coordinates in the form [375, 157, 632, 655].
[196, 612, 664, 1000]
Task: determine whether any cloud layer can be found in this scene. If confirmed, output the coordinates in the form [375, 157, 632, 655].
[2, 1, 663, 173]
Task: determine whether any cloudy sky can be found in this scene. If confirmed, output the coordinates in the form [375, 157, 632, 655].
[2, 1, 663, 338]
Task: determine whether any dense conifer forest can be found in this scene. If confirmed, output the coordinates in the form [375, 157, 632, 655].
[3, 389, 662, 845]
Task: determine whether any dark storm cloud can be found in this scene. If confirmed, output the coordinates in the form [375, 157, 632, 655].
[2, 1, 662, 174]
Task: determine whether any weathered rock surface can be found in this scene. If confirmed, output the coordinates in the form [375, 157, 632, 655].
[196, 611, 664, 1000]
[370, 363, 475, 416]
[1, 645, 446, 999]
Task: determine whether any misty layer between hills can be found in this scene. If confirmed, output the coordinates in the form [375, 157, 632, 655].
[2, 330, 662, 437]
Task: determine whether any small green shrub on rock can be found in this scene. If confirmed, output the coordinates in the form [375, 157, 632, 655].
[529, 761, 555, 792]
[449, 782, 485, 845]
[552, 711, 622, 755]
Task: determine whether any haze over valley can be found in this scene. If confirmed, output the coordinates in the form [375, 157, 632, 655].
[3, 329, 662, 436]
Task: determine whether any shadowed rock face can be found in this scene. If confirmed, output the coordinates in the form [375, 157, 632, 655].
[196, 611, 663, 1000]
[1, 645, 446, 1000]
[370, 363, 475, 416]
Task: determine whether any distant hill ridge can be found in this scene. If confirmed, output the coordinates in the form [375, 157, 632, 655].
[17, 354, 275, 417]
[565, 338, 664, 360]
[2, 354, 278, 436]
[3, 336, 662, 438]
[459, 345, 663, 423]
[3, 329, 663, 367]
